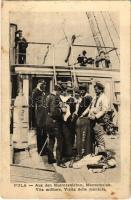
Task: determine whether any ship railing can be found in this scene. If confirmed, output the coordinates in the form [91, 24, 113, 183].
[10, 42, 119, 69]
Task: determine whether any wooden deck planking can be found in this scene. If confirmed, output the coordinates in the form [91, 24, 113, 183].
[10, 165, 65, 183]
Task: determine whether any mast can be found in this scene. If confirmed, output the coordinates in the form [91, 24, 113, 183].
[101, 12, 120, 63]
[86, 12, 103, 54]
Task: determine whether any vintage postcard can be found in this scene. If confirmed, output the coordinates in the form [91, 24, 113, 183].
[1, 1, 131, 199]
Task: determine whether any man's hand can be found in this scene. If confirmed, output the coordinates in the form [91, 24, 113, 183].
[89, 113, 96, 120]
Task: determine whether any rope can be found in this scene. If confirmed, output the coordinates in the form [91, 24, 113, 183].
[101, 12, 120, 63]
[61, 21, 77, 88]
[85, 12, 101, 53]
[43, 45, 49, 64]
[93, 12, 107, 53]
[52, 44, 57, 85]
[108, 13, 120, 39]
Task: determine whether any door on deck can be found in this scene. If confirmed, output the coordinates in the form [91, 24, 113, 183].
[29, 76, 51, 129]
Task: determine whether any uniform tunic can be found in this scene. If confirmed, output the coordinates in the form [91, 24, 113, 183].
[76, 93, 92, 156]
[15, 37, 28, 64]
[32, 88, 48, 154]
[46, 91, 63, 164]
[60, 95, 76, 158]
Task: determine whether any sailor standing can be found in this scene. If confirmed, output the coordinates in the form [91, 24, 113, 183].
[32, 80, 48, 155]
[81, 82, 109, 154]
[60, 85, 76, 161]
[15, 30, 28, 64]
[75, 84, 92, 159]
[46, 84, 67, 168]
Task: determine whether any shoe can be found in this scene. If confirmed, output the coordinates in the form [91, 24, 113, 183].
[62, 157, 71, 163]
[69, 160, 74, 168]
[97, 151, 107, 157]
[48, 159, 56, 164]
[40, 152, 48, 156]
[57, 163, 67, 168]
[74, 155, 82, 162]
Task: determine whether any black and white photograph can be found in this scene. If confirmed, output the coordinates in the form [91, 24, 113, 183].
[1, 1, 130, 199]
[10, 11, 120, 182]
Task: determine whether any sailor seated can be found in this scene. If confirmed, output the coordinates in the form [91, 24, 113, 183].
[77, 50, 94, 67]
[95, 51, 111, 68]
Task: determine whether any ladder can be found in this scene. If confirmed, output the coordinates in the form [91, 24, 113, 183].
[86, 12, 105, 54]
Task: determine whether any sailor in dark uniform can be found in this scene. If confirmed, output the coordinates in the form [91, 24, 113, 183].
[77, 50, 94, 66]
[32, 80, 48, 155]
[46, 84, 67, 168]
[15, 30, 28, 64]
[60, 85, 76, 161]
[75, 84, 92, 159]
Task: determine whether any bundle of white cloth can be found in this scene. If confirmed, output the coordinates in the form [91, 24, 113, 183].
[73, 154, 103, 169]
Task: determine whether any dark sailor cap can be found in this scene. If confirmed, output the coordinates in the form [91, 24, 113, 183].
[15, 30, 22, 34]
[38, 79, 46, 85]
[94, 82, 105, 90]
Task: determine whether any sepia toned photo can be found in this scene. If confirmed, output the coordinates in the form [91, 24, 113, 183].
[1, 1, 130, 199]
[10, 11, 120, 183]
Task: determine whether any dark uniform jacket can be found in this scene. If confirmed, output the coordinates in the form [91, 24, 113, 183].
[66, 96, 76, 116]
[15, 37, 28, 54]
[77, 94, 92, 117]
[32, 88, 47, 127]
[46, 92, 63, 121]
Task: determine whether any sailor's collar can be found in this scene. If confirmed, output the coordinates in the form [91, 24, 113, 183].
[37, 85, 45, 95]
[51, 91, 57, 96]
[81, 92, 90, 98]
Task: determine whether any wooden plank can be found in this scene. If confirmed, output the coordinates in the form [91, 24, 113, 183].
[10, 165, 65, 183]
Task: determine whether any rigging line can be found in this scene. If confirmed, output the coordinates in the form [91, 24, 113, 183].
[85, 12, 100, 53]
[72, 44, 117, 49]
[56, 36, 68, 45]
[57, 15, 76, 88]
[75, 35, 93, 44]
[101, 11, 120, 63]
[108, 13, 120, 39]
[86, 12, 104, 67]
[52, 44, 57, 85]
[93, 12, 107, 53]
[70, 35, 78, 89]
[61, 23, 75, 86]
[43, 45, 49, 64]
[61, 20, 70, 46]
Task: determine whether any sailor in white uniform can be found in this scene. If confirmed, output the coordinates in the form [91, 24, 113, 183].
[81, 82, 109, 154]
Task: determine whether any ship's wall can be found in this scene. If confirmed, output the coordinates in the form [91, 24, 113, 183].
[14, 65, 120, 106]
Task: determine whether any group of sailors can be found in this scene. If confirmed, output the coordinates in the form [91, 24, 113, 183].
[77, 50, 111, 68]
[32, 80, 109, 168]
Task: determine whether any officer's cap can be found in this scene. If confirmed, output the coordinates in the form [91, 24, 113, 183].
[38, 79, 46, 85]
[94, 82, 105, 90]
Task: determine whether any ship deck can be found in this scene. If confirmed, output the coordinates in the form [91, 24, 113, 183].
[10, 130, 120, 183]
